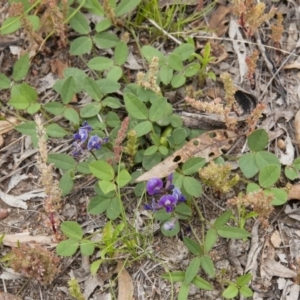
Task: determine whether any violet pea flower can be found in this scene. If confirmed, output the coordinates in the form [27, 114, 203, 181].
[158, 194, 177, 212]
[146, 178, 163, 195]
[87, 135, 109, 151]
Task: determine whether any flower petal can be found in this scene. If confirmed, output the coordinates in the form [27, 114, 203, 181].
[146, 178, 163, 195]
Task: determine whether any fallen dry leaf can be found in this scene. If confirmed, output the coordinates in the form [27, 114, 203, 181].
[270, 230, 282, 248]
[288, 184, 300, 200]
[0, 292, 22, 300]
[135, 129, 237, 182]
[208, 5, 232, 36]
[116, 261, 134, 300]
[3, 233, 56, 247]
[294, 109, 300, 151]
[0, 117, 19, 135]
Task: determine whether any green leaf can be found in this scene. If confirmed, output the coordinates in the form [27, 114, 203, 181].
[144, 145, 158, 156]
[142, 152, 162, 170]
[70, 36, 92, 55]
[247, 129, 268, 152]
[95, 19, 112, 32]
[178, 282, 190, 300]
[192, 275, 214, 291]
[90, 259, 103, 275]
[141, 45, 165, 65]
[222, 284, 239, 299]
[26, 15, 40, 31]
[89, 160, 115, 180]
[239, 153, 259, 178]
[159, 65, 173, 85]
[93, 32, 119, 49]
[171, 73, 186, 88]
[200, 255, 215, 278]
[83, 0, 104, 15]
[264, 188, 288, 206]
[161, 271, 185, 282]
[84, 77, 103, 101]
[69, 12, 90, 34]
[217, 225, 250, 239]
[43, 102, 65, 115]
[76, 162, 92, 174]
[258, 164, 280, 188]
[185, 63, 200, 77]
[0, 73, 11, 89]
[246, 183, 260, 193]
[168, 53, 184, 71]
[172, 128, 186, 145]
[115, 0, 141, 16]
[1, 16, 21, 35]
[46, 124, 68, 138]
[114, 41, 128, 65]
[102, 97, 121, 108]
[107, 66, 123, 81]
[56, 239, 79, 256]
[133, 121, 152, 137]
[116, 169, 131, 188]
[13, 53, 30, 81]
[158, 145, 168, 156]
[88, 196, 110, 215]
[106, 111, 120, 127]
[182, 158, 206, 175]
[183, 176, 202, 197]
[285, 166, 298, 180]
[64, 68, 87, 93]
[124, 93, 148, 120]
[292, 157, 300, 170]
[63, 107, 80, 125]
[9, 94, 30, 110]
[149, 98, 168, 122]
[106, 197, 122, 220]
[175, 203, 192, 219]
[255, 151, 280, 170]
[173, 43, 195, 60]
[183, 236, 201, 255]
[97, 79, 120, 94]
[61, 76, 76, 104]
[80, 240, 95, 256]
[88, 57, 114, 71]
[15, 121, 36, 136]
[154, 209, 171, 222]
[184, 257, 201, 285]
[61, 221, 83, 240]
[26, 103, 40, 114]
[47, 154, 76, 171]
[205, 228, 218, 252]
[236, 273, 252, 286]
[240, 285, 253, 297]
[214, 210, 232, 228]
[80, 103, 101, 118]
[59, 169, 74, 196]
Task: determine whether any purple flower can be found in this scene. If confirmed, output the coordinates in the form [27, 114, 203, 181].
[146, 178, 163, 195]
[158, 194, 177, 212]
[165, 173, 174, 190]
[74, 128, 89, 143]
[81, 121, 92, 132]
[72, 142, 84, 156]
[163, 218, 177, 230]
[87, 135, 109, 151]
[172, 187, 186, 203]
[144, 198, 159, 211]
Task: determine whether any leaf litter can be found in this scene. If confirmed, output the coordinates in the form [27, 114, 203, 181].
[1, 1, 300, 299]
